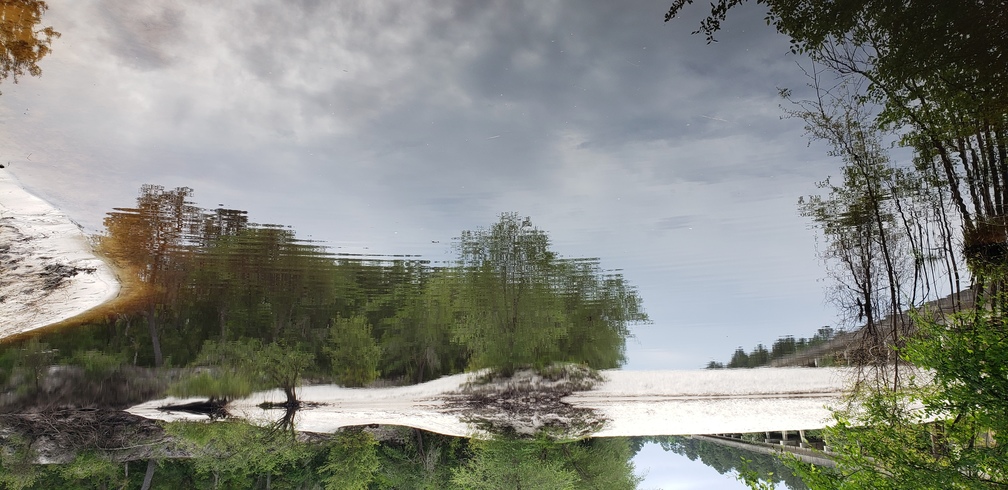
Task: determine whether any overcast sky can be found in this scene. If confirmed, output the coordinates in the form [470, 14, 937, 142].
[1, 2, 856, 486]
[1, 0, 844, 372]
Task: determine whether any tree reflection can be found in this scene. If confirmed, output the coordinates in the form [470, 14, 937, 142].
[0, 0, 59, 93]
[0, 185, 658, 486]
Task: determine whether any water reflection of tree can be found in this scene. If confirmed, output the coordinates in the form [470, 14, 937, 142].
[102, 185, 202, 367]
[454, 213, 649, 375]
[639, 435, 808, 490]
[85, 189, 646, 389]
[0, 0, 59, 93]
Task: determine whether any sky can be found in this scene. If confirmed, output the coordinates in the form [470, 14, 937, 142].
[0, 2, 852, 486]
[1, 0, 844, 373]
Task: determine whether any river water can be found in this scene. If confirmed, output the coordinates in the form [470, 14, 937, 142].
[0, 2, 902, 488]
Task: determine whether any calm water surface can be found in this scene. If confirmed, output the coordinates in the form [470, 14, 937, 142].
[0, 1, 889, 488]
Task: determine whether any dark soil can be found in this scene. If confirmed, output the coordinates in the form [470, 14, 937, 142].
[442, 366, 606, 440]
[0, 409, 173, 463]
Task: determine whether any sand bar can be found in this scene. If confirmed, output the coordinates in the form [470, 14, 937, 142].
[129, 367, 852, 437]
[0, 169, 120, 339]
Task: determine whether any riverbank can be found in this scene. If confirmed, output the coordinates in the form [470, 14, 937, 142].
[128, 367, 853, 438]
[0, 169, 120, 340]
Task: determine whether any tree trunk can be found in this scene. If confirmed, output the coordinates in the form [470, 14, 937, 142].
[145, 306, 164, 367]
[140, 459, 156, 490]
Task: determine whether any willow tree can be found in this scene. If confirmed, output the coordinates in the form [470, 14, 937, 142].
[452, 213, 646, 375]
[454, 213, 567, 374]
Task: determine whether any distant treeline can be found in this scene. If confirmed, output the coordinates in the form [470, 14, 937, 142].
[2, 185, 647, 395]
[705, 326, 836, 369]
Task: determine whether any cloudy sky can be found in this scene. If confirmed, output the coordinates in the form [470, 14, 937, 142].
[1, 0, 844, 372]
[1, 1, 858, 486]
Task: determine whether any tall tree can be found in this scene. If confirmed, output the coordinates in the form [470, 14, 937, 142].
[102, 185, 201, 367]
[452, 213, 647, 374]
[453, 213, 568, 374]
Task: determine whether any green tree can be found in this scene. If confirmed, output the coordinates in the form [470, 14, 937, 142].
[319, 430, 380, 490]
[783, 308, 1008, 489]
[182, 339, 313, 406]
[451, 438, 578, 490]
[326, 315, 380, 387]
[727, 347, 749, 368]
[454, 213, 567, 374]
[380, 270, 467, 383]
[452, 213, 646, 375]
[166, 420, 316, 488]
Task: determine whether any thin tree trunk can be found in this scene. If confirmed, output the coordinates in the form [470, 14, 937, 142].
[145, 306, 164, 367]
[140, 459, 156, 490]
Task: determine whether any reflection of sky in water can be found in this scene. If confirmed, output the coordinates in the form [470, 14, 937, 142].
[1, 0, 840, 372]
[3, 3, 865, 487]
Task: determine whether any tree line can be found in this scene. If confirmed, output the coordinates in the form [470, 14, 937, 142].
[705, 327, 836, 369]
[7, 185, 646, 405]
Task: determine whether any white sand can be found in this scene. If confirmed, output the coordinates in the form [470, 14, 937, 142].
[567, 368, 852, 436]
[129, 368, 853, 437]
[0, 169, 120, 339]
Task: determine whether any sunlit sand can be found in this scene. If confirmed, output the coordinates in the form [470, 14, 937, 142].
[0, 169, 120, 339]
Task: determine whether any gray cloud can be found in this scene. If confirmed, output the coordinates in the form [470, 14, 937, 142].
[97, 1, 185, 70]
[3, 0, 845, 371]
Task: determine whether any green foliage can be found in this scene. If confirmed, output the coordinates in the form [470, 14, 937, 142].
[451, 438, 578, 490]
[29, 187, 644, 401]
[53, 451, 126, 487]
[451, 437, 641, 490]
[453, 213, 647, 375]
[319, 430, 380, 490]
[326, 315, 381, 387]
[783, 309, 1008, 488]
[67, 349, 124, 377]
[168, 370, 255, 400]
[379, 270, 468, 383]
[6, 338, 55, 393]
[719, 327, 837, 368]
[180, 339, 313, 404]
[0, 434, 39, 490]
[737, 457, 778, 490]
[165, 420, 317, 487]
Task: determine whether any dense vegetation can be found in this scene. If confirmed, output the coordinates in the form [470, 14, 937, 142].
[2, 186, 646, 403]
[0, 190, 648, 485]
[0, 422, 642, 490]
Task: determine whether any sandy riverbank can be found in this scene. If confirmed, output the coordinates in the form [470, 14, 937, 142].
[0, 169, 120, 340]
[128, 367, 853, 438]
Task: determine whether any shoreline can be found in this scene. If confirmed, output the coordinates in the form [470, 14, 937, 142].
[128, 367, 852, 438]
[0, 169, 121, 340]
